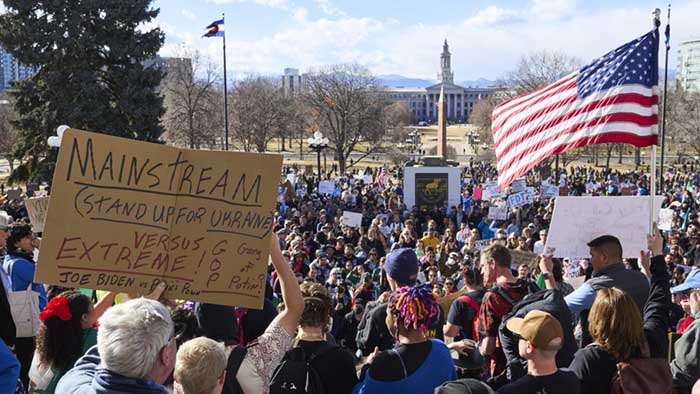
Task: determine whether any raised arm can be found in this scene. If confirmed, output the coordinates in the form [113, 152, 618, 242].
[269, 235, 304, 335]
[643, 223, 671, 359]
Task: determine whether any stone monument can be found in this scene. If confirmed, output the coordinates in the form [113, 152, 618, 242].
[437, 86, 447, 158]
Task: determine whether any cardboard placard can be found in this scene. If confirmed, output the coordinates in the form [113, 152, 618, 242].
[35, 129, 282, 309]
[6, 189, 21, 200]
[510, 249, 539, 269]
[487, 206, 508, 221]
[319, 181, 335, 195]
[341, 211, 362, 228]
[25, 197, 50, 233]
[545, 196, 663, 259]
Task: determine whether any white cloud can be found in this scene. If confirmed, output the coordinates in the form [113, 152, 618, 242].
[181, 9, 198, 22]
[530, 0, 578, 20]
[292, 7, 308, 23]
[158, 0, 700, 80]
[313, 0, 345, 17]
[464, 6, 523, 28]
[205, 0, 290, 9]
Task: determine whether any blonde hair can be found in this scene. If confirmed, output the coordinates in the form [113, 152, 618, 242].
[174, 337, 227, 394]
[588, 287, 644, 360]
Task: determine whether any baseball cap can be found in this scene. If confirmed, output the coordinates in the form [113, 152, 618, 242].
[506, 310, 563, 351]
[384, 248, 419, 285]
[434, 379, 495, 394]
[672, 269, 700, 293]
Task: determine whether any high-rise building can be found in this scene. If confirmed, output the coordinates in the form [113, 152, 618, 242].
[678, 37, 700, 92]
[282, 68, 304, 96]
[0, 47, 37, 92]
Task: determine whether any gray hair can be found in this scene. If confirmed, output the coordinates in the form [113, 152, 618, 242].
[0, 211, 11, 228]
[97, 298, 173, 379]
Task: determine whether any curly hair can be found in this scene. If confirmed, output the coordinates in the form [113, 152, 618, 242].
[387, 285, 441, 335]
[299, 282, 332, 328]
[36, 291, 92, 371]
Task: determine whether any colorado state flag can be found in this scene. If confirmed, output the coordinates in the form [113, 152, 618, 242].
[203, 18, 224, 37]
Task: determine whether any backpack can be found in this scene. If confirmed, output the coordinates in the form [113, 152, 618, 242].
[269, 342, 338, 394]
[608, 342, 673, 394]
[456, 295, 481, 342]
[497, 289, 577, 383]
[222, 345, 248, 394]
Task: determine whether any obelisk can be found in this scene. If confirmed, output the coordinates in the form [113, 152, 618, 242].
[437, 86, 447, 158]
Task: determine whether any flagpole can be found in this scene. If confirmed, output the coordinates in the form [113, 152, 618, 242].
[222, 12, 229, 151]
[659, 4, 671, 193]
[650, 8, 661, 232]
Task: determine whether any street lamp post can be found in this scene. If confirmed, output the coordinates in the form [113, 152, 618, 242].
[307, 132, 329, 177]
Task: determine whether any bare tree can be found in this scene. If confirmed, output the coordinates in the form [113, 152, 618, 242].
[162, 50, 223, 149]
[230, 76, 292, 153]
[0, 100, 17, 173]
[498, 50, 582, 97]
[668, 89, 700, 157]
[304, 64, 387, 173]
[384, 102, 413, 142]
[468, 99, 495, 145]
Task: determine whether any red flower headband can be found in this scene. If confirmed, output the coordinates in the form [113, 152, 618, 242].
[39, 296, 72, 321]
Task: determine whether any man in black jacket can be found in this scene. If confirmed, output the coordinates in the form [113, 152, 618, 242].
[0, 210, 16, 347]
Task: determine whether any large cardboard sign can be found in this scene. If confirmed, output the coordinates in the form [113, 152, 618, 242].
[26, 197, 50, 233]
[510, 249, 539, 269]
[545, 196, 663, 259]
[35, 129, 282, 309]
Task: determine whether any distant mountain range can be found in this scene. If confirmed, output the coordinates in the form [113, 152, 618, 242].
[377, 74, 496, 89]
[378, 69, 675, 89]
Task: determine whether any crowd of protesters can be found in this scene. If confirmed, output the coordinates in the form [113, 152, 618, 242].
[3, 158, 700, 394]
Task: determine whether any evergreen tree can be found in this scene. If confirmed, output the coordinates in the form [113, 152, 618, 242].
[0, 1, 165, 182]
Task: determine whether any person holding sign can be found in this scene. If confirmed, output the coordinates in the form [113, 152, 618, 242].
[562, 233, 651, 347]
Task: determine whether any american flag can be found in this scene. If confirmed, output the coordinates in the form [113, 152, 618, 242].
[376, 168, 387, 188]
[492, 28, 659, 191]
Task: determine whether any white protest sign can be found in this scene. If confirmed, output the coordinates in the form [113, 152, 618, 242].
[545, 196, 664, 259]
[25, 197, 50, 233]
[512, 179, 526, 193]
[342, 211, 363, 228]
[286, 173, 296, 184]
[319, 180, 335, 195]
[488, 206, 508, 221]
[507, 191, 529, 208]
[475, 239, 491, 251]
[525, 187, 535, 203]
[540, 183, 559, 200]
[363, 175, 373, 185]
[657, 208, 674, 231]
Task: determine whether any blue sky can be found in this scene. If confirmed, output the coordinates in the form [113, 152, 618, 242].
[3, 0, 699, 80]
